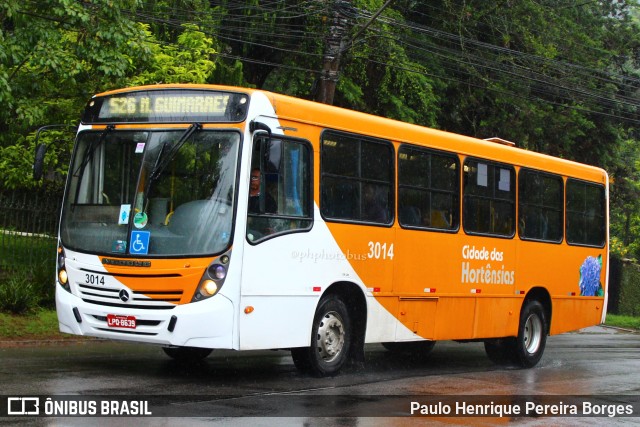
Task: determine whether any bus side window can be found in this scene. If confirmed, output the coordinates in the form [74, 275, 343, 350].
[566, 179, 605, 247]
[463, 159, 515, 237]
[518, 169, 563, 243]
[398, 144, 459, 231]
[247, 136, 312, 243]
[320, 131, 394, 225]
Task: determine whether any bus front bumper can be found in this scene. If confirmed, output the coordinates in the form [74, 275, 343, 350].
[55, 285, 234, 349]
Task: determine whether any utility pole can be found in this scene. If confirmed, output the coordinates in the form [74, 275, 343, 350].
[315, 0, 394, 105]
[316, 0, 351, 105]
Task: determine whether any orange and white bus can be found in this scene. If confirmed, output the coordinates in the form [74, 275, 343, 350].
[51, 84, 608, 376]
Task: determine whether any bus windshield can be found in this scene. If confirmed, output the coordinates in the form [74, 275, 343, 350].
[60, 129, 240, 257]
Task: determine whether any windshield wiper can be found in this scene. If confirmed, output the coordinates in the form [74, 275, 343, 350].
[73, 124, 114, 178]
[142, 123, 202, 207]
[148, 123, 202, 183]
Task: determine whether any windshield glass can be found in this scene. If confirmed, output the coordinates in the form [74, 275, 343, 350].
[61, 129, 240, 256]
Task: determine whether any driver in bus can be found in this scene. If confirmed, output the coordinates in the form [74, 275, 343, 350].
[248, 168, 277, 214]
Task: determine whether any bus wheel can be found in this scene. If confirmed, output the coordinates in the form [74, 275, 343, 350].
[162, 346, 212, 362]
[484, 338, 516, 365]
[484, 300, 547, 368]
[291, 295, 352, 376]
[513, 300, 547, 368]
[382, 341, 436, 355]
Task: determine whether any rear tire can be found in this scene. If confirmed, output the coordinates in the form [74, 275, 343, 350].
[291, 295, 352, 376]
[513, 300, 547, 368]
[484, 299, 547, 368]
[484, 338, 516, 365]
[382, 340, 436, 355]
[162, 346, 212, 362]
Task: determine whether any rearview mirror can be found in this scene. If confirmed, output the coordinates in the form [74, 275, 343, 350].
[33, 143, 47, 180]
[31, 124, 77, 181]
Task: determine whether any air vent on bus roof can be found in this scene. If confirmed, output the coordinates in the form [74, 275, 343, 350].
[484, 137, 516, 147]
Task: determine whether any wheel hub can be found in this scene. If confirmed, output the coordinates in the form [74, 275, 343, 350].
[523, 313, 543, 354]
[316, 311, 345, 362]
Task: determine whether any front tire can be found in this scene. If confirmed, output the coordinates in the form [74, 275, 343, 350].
[162, 346, 212, 362]
[291, 295, 352, 376]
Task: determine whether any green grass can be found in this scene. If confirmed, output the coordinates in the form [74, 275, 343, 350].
[0, 309, 64, 341]
[605, 314, 640, 331]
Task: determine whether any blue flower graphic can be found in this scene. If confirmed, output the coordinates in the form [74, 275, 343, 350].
[579, 255, 602, 297]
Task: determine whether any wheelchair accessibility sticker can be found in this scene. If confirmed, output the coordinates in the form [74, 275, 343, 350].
[130, 231, 150, 255]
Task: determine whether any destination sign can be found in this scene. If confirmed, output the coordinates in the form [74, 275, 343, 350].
[82, 89, 249, 124]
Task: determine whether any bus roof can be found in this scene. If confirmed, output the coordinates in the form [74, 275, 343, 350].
[263, 89, 607, 184]
[94, 84, 607, 184]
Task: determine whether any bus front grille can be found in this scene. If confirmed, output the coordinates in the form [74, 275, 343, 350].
[77, 284, 182, 309]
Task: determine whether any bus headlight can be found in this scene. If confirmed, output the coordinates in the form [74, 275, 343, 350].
[57, 246, 70, 292]
[191, 251, 231, 302]
[58, 269, 68, 285]
[201, 280, 218, 296]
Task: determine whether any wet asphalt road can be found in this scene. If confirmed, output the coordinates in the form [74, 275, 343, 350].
[1, 326, 639, 425]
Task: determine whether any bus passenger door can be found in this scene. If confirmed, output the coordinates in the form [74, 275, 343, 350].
[239, 132, 316, 349]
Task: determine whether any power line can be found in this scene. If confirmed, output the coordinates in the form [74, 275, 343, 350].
[14, 0, 640, 125]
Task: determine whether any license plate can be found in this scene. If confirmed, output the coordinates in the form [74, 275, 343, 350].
[107, 314, 137, 329]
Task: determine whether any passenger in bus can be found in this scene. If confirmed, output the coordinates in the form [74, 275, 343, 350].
[248, 168, 277, 214]
[520, 206, 549, 239]
[429, 209, 450, 229]
[362, 185, 389, 223]
[400, 205, 421, 226]
[425, 198, 451, 229]
[492, 204, 512, 235]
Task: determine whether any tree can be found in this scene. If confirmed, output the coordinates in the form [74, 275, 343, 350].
[0, 3, 221, 188]
[0, 0, 150, 188]
[130, 23, 217, 85]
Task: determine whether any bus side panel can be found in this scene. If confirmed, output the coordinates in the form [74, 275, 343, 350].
[238, 208, 407, 349]
[432, 297, 476, 340]
[393, 229, 460, 295]
[395, 298, 438, 340]
[517, 241, 607, 335]
[472, 296, 521, 339]
[549, 298, 605, 335]
[324, 223, 396, 293]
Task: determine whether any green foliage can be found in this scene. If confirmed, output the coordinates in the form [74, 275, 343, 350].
[0, 143, 33, 190]
[31, 259, 57, 309]
[0, 234, 57, 312]
[0, 0, 151, 188]
[0, 128, 75, 190]
[130, 24, 217, 85]
[0, 269, 39, 314]
[618, 263, 640, 317]
[0, 3, 221, 189]
[609, 136, 640, 260]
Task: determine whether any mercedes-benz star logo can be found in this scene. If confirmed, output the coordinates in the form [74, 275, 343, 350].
[118, 289, 130, 302]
